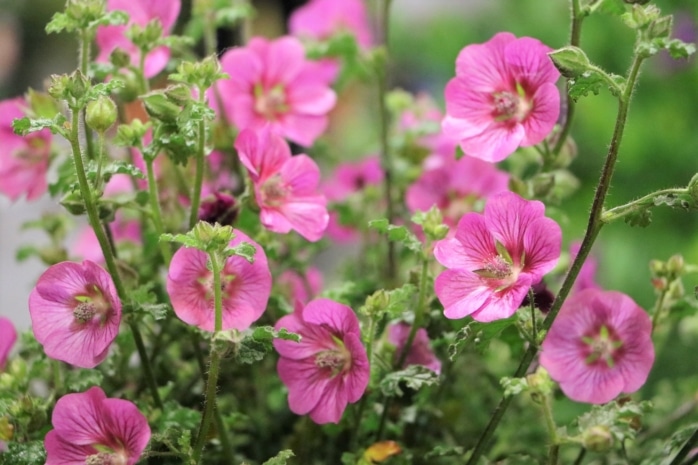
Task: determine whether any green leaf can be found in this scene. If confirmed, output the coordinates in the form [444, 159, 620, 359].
[568, 70, 624, 101]
[12, 115, 67, 137]
[379, 365, 440, 397]
[448, 316, 516, 360]
[500, 376, 529, 397]
[262, 450, 295, 465]
[368, 218, 422, 253]
[623, 208, 652, 227]
[591, 0, 627, 16]
[215, 5, 255, 26]
[424, 445, 465, 459]
[226, 241, 257, 263]
[359, 283, 418, 319]
[4, 440, 47, 465]
[577, 400, 652, 443]
[234, 326, 301, 365]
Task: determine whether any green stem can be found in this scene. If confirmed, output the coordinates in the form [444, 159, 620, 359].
[396, 253, 429, 368]
[601, 188, 687, 224]
[68, 108, 163, 410]
[377, 0, 396, 284]
[540, 395, 559, 465]
[193, 253, 225, 463]
[146, 158, 173, 265]
[572, 448, 586, 465]
[465, 51, 646, 465]
[670, 427, 698, 465]
[189, 87, 207, 229]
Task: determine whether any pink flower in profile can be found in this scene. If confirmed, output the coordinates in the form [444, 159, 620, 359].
[434, 191, 561, 322]
[29, 261, 121, 368]
[45, 386, 150, 465]
[274, 299, 369, 424]
[540, 289, 655, 404]
[278, 266, 323, 305]
[235, 127, 328, 242]
[214, 36, 337, 146]
[166, 229, 271, 331]
[0, 317, 17, 371]
[443, 32, 561, 162]
[96, 0, 181, 78]
[388, 323, 441, 375]
[0, 97, 51, 201]
[406, 155, 509, 228]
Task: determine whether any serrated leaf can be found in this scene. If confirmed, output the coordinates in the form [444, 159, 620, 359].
[368, 218, 422, 253]
[262, 450, 295, 465]
[4, 440, 47, 465]
[592, 0, 627, 16]
[12, 114, 67, 137]
[380, 365, 440, 397]
[448, 316, 516, 360]
[424, 445, 465, 459]
[568, 70, 624, 101]
[500, 376, 529, 397]
[16, 245, 40, 262]
[227, 241, 256, 263]
[623, 208, 652, 227]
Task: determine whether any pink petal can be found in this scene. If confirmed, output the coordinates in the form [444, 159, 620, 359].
[458, 122, 525, 163]
[521, 82, 560, 146]
[521, 216, 562, 279]
[52, 387, 108, 445]
[309, 375, 349, 424]
[278, 357, 329, 415]
[454, 32, 515, 91]
[434, 269, 490, 319]
[45, 430, 98, 465]
[258, 36, 306, 85]
[470, 276, 531, 322]
[303, 298, 361, 336]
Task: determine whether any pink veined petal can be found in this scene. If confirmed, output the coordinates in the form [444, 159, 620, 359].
[279, 154, 322, 195]
[520, 82, 560, 146]
[521, 216, 562, 279]
[287, 85, 337, 115]
[143, 46, 171, 79]
[51, 387, 109, 445]
[454, 32, 515, 91]
[259, 207, 295, 235]
[220, 47, 263, 90]
[434, 269, 491, 319]
[309, 375, 349, 424]
[504, 36, 560, 89]
[443, 78, 493, 123]
[45, 430, 99, 465]
[451, 213, 498, 269]
[470, 275, 531, 322]
[278, 113, 330, 147]
[559, 367, 625, 404]
[219, 255, 272, 331]
[274, 314, 336, 359]
[452, 155, 510, 197]
[484, 192, 546, 260]
[343, 332, 370, 403]
[101, 398, 151, 462]
[259, 36, 307, 86]
[278, 357, 329, 415]
[432, 221, 480, 270]
[166, 248, 211, 328]
[302, 299, 361, 336]
[459, 122, 525, 163]
[235, 128, 291, 181]
[406, 164, 451, 213]
[277, 199, 329, 242]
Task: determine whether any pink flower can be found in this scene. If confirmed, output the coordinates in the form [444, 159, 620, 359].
[96, 0, 181, 78]
[399, 93, 459, 158]
[29, 261, 121, 368]
[289, 0, 373, 49]
[540, 289, 655, 404]
[388, 323, 441, 375]
[45, 386, 150, 465]
[274, 299, 369, 424]
[570, 241, 601, 294]
[0, 97, 51, 201]
[214, 36, 337, 146]
[0, 317, 17, 371]
[434, 191, 561, 322]
[278, 267, 323, 305]
[406, 155, 509, 228]
[235, 127, 328, 242]
[443, 32, 561, 162]
[166, 229, 271, 331]
[323, 156, 383, 203]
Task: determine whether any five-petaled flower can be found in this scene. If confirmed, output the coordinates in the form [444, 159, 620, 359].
[166, 229, 272, 331]
[442, 32, 561, 162]
[214, 36, 337, 146]
[96, 0, 181, 78]
[434, 191, 561, 322]
[0, 317, 17, 371]
[274, 298, 370, 424]
[29, 261, 122, 368]
[235, 127, 329, 242]
[45, 386, 150, 465]
[0, 97, 52, 202]
[540, 289, 655, 404]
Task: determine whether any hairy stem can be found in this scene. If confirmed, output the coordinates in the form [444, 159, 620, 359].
[189, 87, 207, 229]
[465, 51, 646, 465]
[396, 253, 429, 368]
[146, 158, 173, 265]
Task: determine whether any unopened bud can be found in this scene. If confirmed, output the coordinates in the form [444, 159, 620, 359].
[109, 48, 131, 68]
[549, 46, 592, 78]
[649, 15, 673, 39]
[198, 192, 238, 227]
[60, 192, 86, 215]
[688, 173, 698, 205]
[86, 96, 117, 133]
[67, 70, 90, 102]
[583, 425, 614, 452]
[142, 92, 180, 123]
[666, 254, 685, 276]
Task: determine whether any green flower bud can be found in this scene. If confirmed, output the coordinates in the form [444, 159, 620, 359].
[666, 254, 685, 276]
[649, 15, 673, 40]
[48, 74, 71, 101]
[688, 173, 698, 205]
[67, 70, 90, 103]
[549, 46, 592, 79]
[60, 192, 86, 215]
[86, 96, 117, 133]
[109, 47, 131, 68]
[164, 84, 192, 106]
[582, 425, 614, 453]
[142, 92, 181, 123]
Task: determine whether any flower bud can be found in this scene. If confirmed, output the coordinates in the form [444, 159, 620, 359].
[582, 425, 614, 452]
[549, 46, 592, 78]
[60, 192, 86, 215]
[86, 96, 118, 133]
[688, 173, 698, 206]
[198, 192, 238, 227]
[67, 70, 90, 103]
[666, 254, 685, 276]
[142, 92, 180, 123]
[109, 48, 132, 69]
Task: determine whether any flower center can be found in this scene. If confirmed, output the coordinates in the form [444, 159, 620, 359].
[583, 325, 624, 368]
[73, 302, 98, 323]
[475, 254, 513, 280]
[260, 174, 290, 207]
[492, 84, 532, 123]
[314, 338, 352, 377]
[254, 84, 288, 120]
[85, 451, 127, 465]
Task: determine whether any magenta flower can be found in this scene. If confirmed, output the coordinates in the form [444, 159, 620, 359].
[406, 154, 509, 228]
[289, 0, 373, 49]
[274, 298, 370, 424]
[96, 0, 181, 78]
[324, 155, 383, 203]
[214, 36, 337, 146]
[0, 317, 17, 371]
[388, 323, 441, 375]
[0, 97, 51, 201]
[540, 289, 655, 404]
[166, 229, 271, 331]
[443, 32, 560, 162]
[45, 386, 150, 465]
[398, 93, 460, 158]
[235, 127, 329, 242]
[29, 261, 121, 368]
[434, 191, 561, 322]
[278, 266, 323, 305]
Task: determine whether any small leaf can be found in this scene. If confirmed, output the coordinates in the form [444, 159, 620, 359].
[623, 208, 652, 227]
[380, 365, 440, 397]
[448, 316, 516, 360]
[368, 218, 422, 253]
[262, 450, 295, 465]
